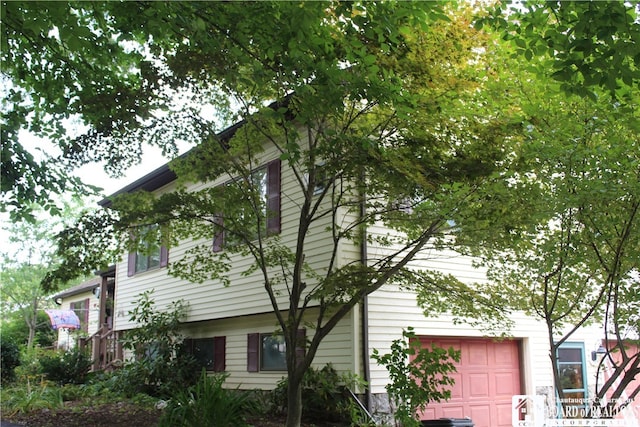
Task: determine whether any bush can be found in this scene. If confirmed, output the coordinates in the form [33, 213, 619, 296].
[272, 364, 362, 424]
[0, 336, 21, 383]
[159, 370, 259, 427]
[118, 290, 200, 398]
[39, 347, 92, 385]
[372, 327, 460, 427]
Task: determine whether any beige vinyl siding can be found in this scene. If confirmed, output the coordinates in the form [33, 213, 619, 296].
[180, 308, 359, 390]
[113, 141, 337, 331]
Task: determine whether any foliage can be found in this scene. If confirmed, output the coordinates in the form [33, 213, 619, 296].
[118, 290, 199, 397]
[39, 347, 92, 385]
[272, 364, 365, 424]
[40, 4, 520, 426]
[477, 0, 640, 102]
[372, 328, 460, 427]
[1, 311, 57, 348]
[3, 384, 64, 415]
[0, 335, 21, 382]
[159, 369, 258, 427]
[452, 30, 640, 416]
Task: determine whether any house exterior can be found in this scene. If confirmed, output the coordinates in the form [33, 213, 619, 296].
[52, 277, 100, 350]
[91, 121, 638, 427]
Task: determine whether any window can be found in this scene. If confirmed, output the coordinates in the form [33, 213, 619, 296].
[127, 225, 169, 276]
[247, 329, 305, 372]
[213, 160, 280, 252]
[69, 299, 89, 332]
[182, 337, 226, 372]
[261, 334, 287, 371]
[556, 343, 587, 409]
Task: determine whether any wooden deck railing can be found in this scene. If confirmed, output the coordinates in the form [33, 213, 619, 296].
[79, 327, 123, 372]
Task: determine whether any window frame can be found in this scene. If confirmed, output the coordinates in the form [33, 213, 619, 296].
[69, 298, 90, 333]
[556, 342, 588, 410]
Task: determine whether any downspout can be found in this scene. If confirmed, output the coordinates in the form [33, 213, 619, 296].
[360, 175, 372, 411]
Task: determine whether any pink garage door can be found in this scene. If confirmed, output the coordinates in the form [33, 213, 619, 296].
[415, 337, 522, 427]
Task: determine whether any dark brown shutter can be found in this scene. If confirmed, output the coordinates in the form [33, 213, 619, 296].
[159, 246, 169, 267]
[296, 329, 306, 365]
[83, 298, 90, 330]
[266, 160, 281, 235]
[214, 336, 226, 372]
[212, 214, 224, 252]
[247, 333, 259, 372]
[127, 252, 136, 276]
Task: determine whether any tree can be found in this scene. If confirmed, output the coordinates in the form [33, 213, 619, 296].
[455, 41, 640, 417]
[42, 3, 517, 426]
[478, 0, 640, 102]
[1, 199, 90, 349]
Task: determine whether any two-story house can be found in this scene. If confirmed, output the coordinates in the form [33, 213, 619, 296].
[89, 115, 636, 427]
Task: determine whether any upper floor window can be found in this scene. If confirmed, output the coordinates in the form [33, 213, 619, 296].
[127, 225, 169, 276]
[213, 160, 280, 252]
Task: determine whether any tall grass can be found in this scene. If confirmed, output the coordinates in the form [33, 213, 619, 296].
[158, 370, 259, 427]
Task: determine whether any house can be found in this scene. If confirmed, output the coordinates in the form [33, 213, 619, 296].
[89, 116, 638, 427]
[51, 277, 100, 350]
[53, 268, 122, 371]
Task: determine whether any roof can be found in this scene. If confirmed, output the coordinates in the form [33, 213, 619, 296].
[98, 96, 293, 206]
[53, 277, 100, 300]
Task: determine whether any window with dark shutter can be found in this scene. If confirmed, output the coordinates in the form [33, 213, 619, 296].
[247, 329, 306, 372]
[182, 336, 226, 372]
[213, 159, 281, 252]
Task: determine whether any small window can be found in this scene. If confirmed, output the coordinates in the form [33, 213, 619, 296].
[213, 160, 280, 252]
[261, 333, 287, 371]
[127, 225, 168, 276]
[556, 343, 587, 409]
[183, 337, 226, 372]
[247, 329, 305, 372]
[70, 299, 89, 333]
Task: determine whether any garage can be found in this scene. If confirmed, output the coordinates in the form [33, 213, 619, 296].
[415, 337, 522, 427]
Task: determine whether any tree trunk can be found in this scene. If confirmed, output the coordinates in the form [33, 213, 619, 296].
[285, 373, 303, 427]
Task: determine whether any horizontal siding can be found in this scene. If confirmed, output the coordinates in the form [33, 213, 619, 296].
[179, 308, 358, 390]
[114, 140, 338, 330]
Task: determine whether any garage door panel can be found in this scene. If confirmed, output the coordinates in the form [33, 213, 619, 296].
[496, 402, 513, 425]
[468, 373, 490, 397]
[469, 405, 491, 425]
[468, 342, 489, 365]
[495, 372, 518, 395]
[449, 373, 464, 399]
[442, 406, 464, 419]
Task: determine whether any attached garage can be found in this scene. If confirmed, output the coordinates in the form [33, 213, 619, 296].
[415, 337, 522, 427]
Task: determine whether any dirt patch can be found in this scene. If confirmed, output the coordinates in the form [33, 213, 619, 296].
[4, 402, 161, 427]
[4, 403, 348, 427]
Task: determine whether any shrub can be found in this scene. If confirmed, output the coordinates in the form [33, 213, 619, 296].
[0, 336, 21, 383]
[159, 370, 259, 427]
[119, 290, 200, 398]
[272, 364, 364, 424]
[39, 347, 92, 385]
[372, 327, 460, 427]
